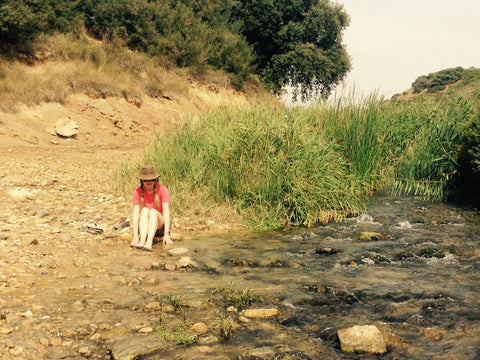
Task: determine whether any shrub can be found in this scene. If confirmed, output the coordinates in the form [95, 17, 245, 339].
[412, 67, 464, 93]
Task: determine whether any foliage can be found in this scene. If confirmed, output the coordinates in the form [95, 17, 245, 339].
[156, 322, 198, 346]
[231, 0, 351, 100]
[216, 313, 235, 341]
[118, 104, 368, 228]
[0, 0, 83, 54]
[0, 0, 350, 97]
[210, 282, 254, 310]
[384, 98, 468, 200]
[114, 70, 480, 226]
[412, 67, 464, 93]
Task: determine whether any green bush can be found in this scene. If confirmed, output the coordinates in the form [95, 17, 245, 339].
[412, 67, 464, 93]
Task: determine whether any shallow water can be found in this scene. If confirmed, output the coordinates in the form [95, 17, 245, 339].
[1, 195, 479, 359]
[155, 194, 480, 359]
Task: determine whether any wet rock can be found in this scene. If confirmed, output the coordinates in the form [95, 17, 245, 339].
[190, 322, 209, 334]
[242, 308, 279, 318]
[419, 326, 446, 340]
[337, 325, 386, 354]
[349, 214, 381, 225]
[225, 258, 254, 267]
[109, 333, 168, 360]
[176, 256, 198, 270]
[397, 221, 413, 228]
[144, 302, 161, 312]
[243, 346, 276, 358]
[367, 252, 391, 264]
[385, 300, 422, 320]
[315, 247, 340, 255]
[164, 263, 176, 271]
[168, 247, 189, 256]
[151, 261, 161, 270]
[197, 335, 220, 345]
[290, 232, 317, 241]
[358, 232, 392, 241]
[196, 345, 213, 353]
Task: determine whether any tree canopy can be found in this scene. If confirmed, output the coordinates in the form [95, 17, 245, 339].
[0, 0, 351, 100]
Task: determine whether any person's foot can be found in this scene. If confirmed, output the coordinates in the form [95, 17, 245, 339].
[141, 246, 153, 252]
[163, 238, 173, 245]
[130, 236, 140, 247]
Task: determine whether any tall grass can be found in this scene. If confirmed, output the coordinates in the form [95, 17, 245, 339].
[114, 92, 478, 229]
[114, 104, 368, 228]
[383, 97, 472, 200]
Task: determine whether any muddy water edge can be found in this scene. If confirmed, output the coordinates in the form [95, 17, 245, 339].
[1, 194, 479, 360]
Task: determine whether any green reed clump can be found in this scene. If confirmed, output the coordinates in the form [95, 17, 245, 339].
[311, 94, 392, 188]
[382, 96, 473, 200]
[113, 89, 478, 228]
[116, 104, 368, 228]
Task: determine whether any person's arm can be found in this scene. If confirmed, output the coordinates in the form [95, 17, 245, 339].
[162, 202, 173, 244]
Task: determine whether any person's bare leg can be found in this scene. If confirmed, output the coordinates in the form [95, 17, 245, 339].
[138, 207, 150, 246]
[143, 209, 160, 251]
[130, 206, 141, 247]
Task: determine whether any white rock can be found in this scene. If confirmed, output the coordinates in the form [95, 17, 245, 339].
[337, 325, 386, 354]
[168, 247, 189, 256]
[55, 117, 78, 137]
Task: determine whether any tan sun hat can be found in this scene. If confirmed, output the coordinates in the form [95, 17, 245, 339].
[137, 165, 160, 180]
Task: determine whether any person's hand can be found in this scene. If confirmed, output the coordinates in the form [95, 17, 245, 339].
[163, 233, 173, 245]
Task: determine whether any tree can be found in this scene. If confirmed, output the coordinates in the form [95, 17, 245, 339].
[0, 0, 83, 53]
[230, 0, 350, 100]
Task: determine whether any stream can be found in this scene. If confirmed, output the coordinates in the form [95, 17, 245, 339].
[1, 194, 479, 359]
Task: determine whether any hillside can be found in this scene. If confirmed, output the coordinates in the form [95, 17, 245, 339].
[392, 66, 480, 100]
[0, 64, 253, 151]
[0, 51, 266, 234]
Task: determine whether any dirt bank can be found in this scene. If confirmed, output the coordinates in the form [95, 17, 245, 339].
[0, 84, 252, 358]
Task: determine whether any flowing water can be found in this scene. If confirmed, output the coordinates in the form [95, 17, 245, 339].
[2, 195, 479, 359]
[155, 194, 480, 359]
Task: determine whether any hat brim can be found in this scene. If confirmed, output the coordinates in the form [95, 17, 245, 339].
[137, 175, 159, 180]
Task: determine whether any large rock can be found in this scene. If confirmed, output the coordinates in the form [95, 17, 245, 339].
[55, 117, 78, 137]
[337, 325, 386, 354]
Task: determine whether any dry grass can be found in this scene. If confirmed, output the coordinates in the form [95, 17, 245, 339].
[0, 33, 257, 112]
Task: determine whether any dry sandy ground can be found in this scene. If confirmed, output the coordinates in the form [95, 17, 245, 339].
[0, 87, 250, 358]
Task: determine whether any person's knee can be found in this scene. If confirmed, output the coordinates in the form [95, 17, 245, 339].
[148, 209, 158, 220]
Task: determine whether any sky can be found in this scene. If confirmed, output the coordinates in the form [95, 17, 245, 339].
[333, 0, 480, 100]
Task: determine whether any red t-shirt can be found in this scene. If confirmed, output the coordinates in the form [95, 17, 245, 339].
[132, 184, 169, 214]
